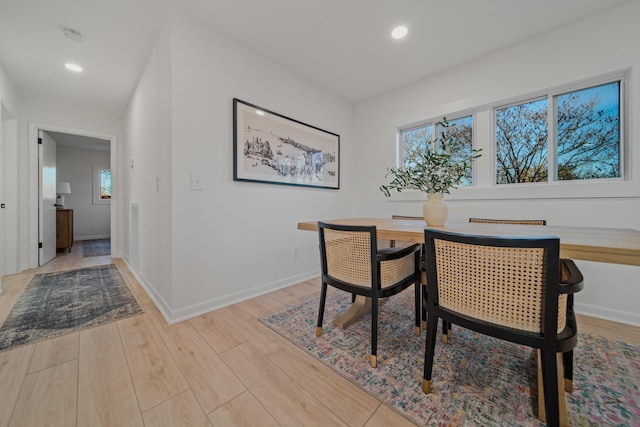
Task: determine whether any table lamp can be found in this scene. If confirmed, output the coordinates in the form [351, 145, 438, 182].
[56, 182, 71, 208]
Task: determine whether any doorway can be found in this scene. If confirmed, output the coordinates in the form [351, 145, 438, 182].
[30, 123, 118, 268]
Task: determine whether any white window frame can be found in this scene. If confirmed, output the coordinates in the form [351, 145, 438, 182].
[388, 69, 636, 202]
[493, 74, 625, 186]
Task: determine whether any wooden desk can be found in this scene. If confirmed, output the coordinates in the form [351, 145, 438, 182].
[298, 217, 640, 266]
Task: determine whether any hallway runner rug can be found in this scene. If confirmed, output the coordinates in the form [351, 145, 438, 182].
[82, 238, 111, 257]
[261, 291, 640, 426]
[0, 264, 143, 352]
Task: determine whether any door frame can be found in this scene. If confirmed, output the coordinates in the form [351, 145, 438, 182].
[28, 122, 118, 268]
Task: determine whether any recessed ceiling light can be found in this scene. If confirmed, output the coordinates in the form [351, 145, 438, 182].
[65, 63, 83, 72]
[255, 110, 265, 116]
[391, 25, 408, 40]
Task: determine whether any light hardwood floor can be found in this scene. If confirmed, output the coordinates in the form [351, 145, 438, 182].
[0, 245, 638, 427]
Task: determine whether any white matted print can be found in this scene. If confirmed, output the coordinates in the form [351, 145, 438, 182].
[233, 98, 340, 189]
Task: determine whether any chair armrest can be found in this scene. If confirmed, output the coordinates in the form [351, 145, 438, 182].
[377, 243, 421, 261]
[559, 258, 584, 295]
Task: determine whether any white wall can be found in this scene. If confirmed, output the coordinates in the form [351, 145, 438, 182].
[122, 19, 169, 312]
[56, 145, 110, 240]
[353, 2, 640, 325]
[123, 10, 356, 321]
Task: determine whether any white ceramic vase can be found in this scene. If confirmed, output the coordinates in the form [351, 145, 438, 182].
[423, 193, 448, 226]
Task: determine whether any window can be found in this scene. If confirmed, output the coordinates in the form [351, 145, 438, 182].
[400, 115, 475, 187]
[495, 79, 622, 185]
[556, 81, 620, 180]
[401, 124, 433, 168]
[495, 99, 548, 184]
[439, 116, 474, 186]
[100, 169, 112, 199]
[93, 165, 111, 204]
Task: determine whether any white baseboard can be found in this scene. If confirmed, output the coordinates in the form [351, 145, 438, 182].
[165, 270, 320, 324]
[76, 235, 111, 240]
[575, 301, 640, 327]
[120, 259, 320, 324]
[120, 256, 173, 322]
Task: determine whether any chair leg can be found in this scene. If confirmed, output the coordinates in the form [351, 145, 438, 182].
[316, 283, 328, 337]
[414, 282, 421, 336]
[564, 295, 575, 393]
[563, 350, 573, 392]
[422, 312, 439, 393]
[540, 350, 561, 427]
[421, 283, 427, 330]
[441, 320, 449, 343]
[370, 295, 378, 368]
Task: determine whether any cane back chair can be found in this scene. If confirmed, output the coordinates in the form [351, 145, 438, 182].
[468, 217, 581, 392]
[422, 229, 583, 427]
[317, 222, 422, 367]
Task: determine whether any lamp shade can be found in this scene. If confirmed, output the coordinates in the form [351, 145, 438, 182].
[56, 182, 71, 194]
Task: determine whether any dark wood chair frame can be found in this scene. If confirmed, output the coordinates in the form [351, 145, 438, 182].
[390, 215, 428, 327]
[317, 222, 422, 367]
[422, 229, 583, 427]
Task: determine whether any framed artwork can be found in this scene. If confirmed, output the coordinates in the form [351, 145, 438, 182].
[233, 98, 340, 189]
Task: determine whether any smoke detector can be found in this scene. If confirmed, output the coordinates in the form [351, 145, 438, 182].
[62, 27, 84, 42]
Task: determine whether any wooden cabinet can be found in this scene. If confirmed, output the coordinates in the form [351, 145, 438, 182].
[56, 209, 74, 251]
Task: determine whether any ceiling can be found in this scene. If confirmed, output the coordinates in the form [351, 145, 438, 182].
[46, 131, 110, 151]
[0, 0, 632, 118]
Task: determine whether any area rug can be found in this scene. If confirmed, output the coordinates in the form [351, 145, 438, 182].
[261, 291, 640, 426]
[0, 264, 143, 352]
[82, 238, 111, 257]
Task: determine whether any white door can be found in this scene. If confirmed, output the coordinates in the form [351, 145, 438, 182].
[39, 130, 56, 265]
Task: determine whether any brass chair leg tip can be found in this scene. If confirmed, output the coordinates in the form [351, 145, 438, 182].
[370, 355, 377, 368]
[422, 379, 432, 393]
[442, 334, 448, 344]
[315, 327, 322, 337]
[421, 320, 427, 330]
[565, 379, 573, 393]
[415, 326, 421, 336]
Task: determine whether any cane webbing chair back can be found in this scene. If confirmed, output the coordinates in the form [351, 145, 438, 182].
[469, 217, 547, 226]
[433, 238, 567, 333]
[324, 228, 416, 288]
[317, 222, 422, 367]
[422, 229, 583, 427]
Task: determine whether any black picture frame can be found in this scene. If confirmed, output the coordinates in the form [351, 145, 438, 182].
[233, 98, 340, 189]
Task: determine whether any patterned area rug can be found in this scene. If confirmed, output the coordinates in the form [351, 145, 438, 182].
[82, 238, 111, 257]
[261, 291, 640, 426]
[0, 264, 143, 352]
